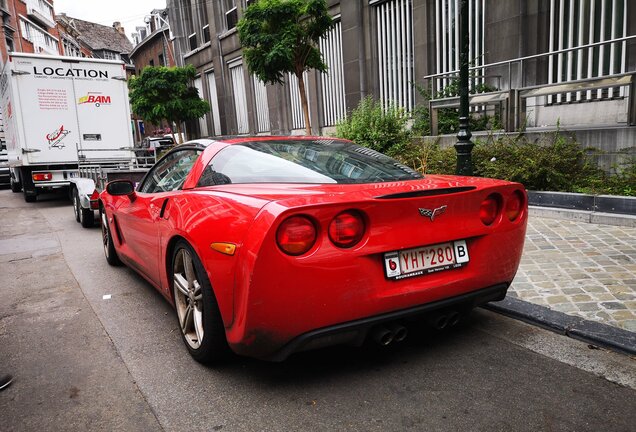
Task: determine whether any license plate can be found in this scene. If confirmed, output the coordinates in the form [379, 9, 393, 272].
[384, 240, 469, 280]
[68, 172, 78, 178]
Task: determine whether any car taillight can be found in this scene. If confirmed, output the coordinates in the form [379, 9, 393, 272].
[506, 190, 525, 221]
[32, 172, 52, 181]
[480, 194, 502, 226]
[276, 216, 317, 256]
[329, 210, 365, 248]
[90, 190, 100, 209]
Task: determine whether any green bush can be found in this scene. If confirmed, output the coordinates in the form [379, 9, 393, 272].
[336, 96, 411, 157]
[392, 131, 635, 196]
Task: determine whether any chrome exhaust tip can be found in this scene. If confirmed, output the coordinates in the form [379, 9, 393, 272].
[371, 325, 394, 346]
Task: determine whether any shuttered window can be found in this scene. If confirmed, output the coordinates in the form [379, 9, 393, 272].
[252, 76, 270, 133]
[319, 20, 346, 126]
[230, 62, 250, 134]
[205, 70, 222, 136]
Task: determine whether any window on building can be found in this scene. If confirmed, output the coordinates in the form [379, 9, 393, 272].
[375, 0, 414, 111]
[150, 59, 155, 67]
[158, 53, 165, 66]
[229, 62, 249, 134]
[203, 25, 210, 43]
[101, 50, 120, 60]
[548, 0, 627, 102]
[193, 77, 209, 137]
[19, 18, 59, 55]
[434, 0, 485, 94]
[319, 19, 346, 127]
[288, 72, 310, 130]
[206, 70, 222, 136]
[188, 33, 197, 51]
[225, 1, 238, 30]
[253, 76, 270, 132]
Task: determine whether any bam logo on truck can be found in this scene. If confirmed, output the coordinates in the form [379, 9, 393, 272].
[46, 125, 71, 149]
[78, 92, 111, 107]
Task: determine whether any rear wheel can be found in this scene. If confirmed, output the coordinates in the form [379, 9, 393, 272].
[100, 207, 122, 266]
[10, 178, 21, 193]
[172, 240, 228, 364]
[72, 188, 81, 222]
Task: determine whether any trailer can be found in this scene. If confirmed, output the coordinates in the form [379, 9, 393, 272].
[0, 53, 134, 202]
[70, 148, 155, 227]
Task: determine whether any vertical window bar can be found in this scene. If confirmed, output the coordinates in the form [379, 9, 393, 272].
[441, 0, 448, 90]
[587, 0, 596, 100]
[576, 0, 585, 101]
[435, 0, 441, 93]
[597, 0, 606, 98]
[620, 0, 627, 97]
[406, 0, 413, 111]
[608, 0, 617, 97]
[566, 0, 575, 102]
[557, 0, 565, 103]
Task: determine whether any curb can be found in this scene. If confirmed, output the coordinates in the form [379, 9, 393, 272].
[529, 206, 636, 227]
[483, 297, 636, 356]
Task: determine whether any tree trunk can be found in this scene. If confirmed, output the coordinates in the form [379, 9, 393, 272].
[175, 122, 184, 144]
[297, 71, 312, 136]
[167, 120, 177, 145]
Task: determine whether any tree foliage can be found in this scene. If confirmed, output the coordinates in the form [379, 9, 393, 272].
[128, 65, 210, 143]
[238, 0, 333, 135]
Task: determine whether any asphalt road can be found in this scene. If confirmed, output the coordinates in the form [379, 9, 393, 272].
[1, 189, 635, 432]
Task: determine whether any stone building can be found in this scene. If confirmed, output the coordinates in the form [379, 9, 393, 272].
[167, 0, 634, 157]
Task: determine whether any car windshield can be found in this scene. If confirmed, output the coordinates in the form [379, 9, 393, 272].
[198, 139, 422, 185]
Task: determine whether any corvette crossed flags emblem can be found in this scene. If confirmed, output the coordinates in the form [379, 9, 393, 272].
[418, 205, 447, 221]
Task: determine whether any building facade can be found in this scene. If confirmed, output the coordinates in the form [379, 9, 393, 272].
[130, 8, 177, 141]
[167, 0, 635, 144]
[0, 0, 62, 62]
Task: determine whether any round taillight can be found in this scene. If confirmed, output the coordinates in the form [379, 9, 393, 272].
[506, 190, 525, 221]
[328, 211, 365, 248]
[480, 194, 502, 226]
[276, 216, 317, 256]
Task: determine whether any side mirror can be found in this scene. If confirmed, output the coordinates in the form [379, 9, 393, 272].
[106, 180, 135, 198]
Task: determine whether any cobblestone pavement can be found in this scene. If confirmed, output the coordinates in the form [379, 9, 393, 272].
[509, 216, 636, 333]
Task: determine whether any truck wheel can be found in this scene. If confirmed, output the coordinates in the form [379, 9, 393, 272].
[100, 208, 121, 266]
[10, 179, 21, 193]
[72, 188, 81, 222]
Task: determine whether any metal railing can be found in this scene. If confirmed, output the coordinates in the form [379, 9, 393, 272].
[423, 35, 636, 134]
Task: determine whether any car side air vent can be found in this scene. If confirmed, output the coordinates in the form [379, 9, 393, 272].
[375, 187, 477, 199]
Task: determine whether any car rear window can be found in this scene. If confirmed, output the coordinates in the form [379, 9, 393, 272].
[198, 139, 422, 185]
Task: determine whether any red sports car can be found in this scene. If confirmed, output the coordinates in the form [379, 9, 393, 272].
[99, 136, 527, 363]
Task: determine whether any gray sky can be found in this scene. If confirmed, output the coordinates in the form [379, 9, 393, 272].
[54, 0, 167, 41]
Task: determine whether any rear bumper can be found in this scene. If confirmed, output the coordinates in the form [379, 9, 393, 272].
[262, 283, 508, 361]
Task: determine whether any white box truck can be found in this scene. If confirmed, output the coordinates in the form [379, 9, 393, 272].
[0, 53, 135, 202]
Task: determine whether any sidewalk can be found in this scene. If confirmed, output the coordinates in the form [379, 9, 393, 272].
[487, 208, 636, 354]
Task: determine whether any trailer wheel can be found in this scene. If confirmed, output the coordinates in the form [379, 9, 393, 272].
[72, 188, 81, 222]
[80, 206, 95, 228]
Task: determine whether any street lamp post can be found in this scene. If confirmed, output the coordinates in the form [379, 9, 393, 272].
[454, 0, 474, 176]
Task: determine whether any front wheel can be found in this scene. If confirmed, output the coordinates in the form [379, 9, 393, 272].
[100, 208, 122, 266]
[172, 241, 229, 364]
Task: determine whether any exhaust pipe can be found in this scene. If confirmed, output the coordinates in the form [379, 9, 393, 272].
[371, 325, 394, 346]
[447, 311, 461, 327]
[388, 323, 408, 342]
[427, 312, 449, 330]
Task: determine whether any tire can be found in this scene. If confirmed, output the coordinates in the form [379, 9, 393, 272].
[74, 188, 95, 227]
[172, 240, 229, 364]
[100, 207, 122, 266]
[10, 179, 21, 193]
[80, 207, 95, 228]
[72, 188, 81, 222]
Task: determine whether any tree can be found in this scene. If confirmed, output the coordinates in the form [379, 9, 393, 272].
[129, 65, 210, 144]
[238, 0, 333, 135]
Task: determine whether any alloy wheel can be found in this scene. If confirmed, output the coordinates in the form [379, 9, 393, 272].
[173, 249, 204, 349]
